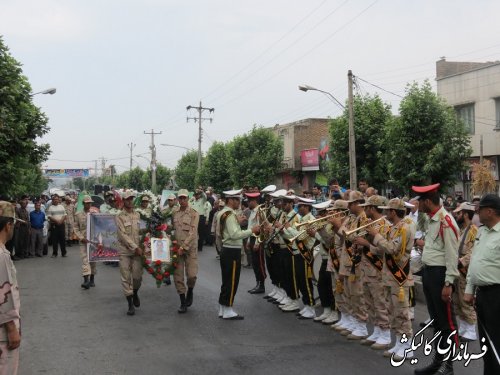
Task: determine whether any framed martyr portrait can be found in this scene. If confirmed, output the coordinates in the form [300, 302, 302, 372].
[151, 237, 171, 263]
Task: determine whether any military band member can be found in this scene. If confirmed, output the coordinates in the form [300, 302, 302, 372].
[63, 195, 75, 247]
[452, 202, 478, 341]
[325, 200, 349, 327]
[412, 183, 459, 375]
[116, 191, 143, 316]
[329, 191, 369, 338]
[360, 198, 415, 360]
[273, 194, 300, 311]
[307, 200, 336, 323]
[264, 189, 288, 302]
[282, 197, 316, 319]
[172, 189, 200, 314]
[217, 190, 260, 320]
[246, 192, 266, 294]
[73, 195, 97, 290]
[354, 195, 391, 342]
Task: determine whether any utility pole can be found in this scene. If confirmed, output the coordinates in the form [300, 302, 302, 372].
[144, 129, 162, 194]
[348, 70, 357, 190]
[98, 157, 107, 183]
[127, 142, 136, 171]
[186, 101, 214, 169]
[480, 134, 484, 165]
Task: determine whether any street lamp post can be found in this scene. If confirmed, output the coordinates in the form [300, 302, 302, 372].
[31, 88, 57, 96]
[298, 83, 357, 190]
[160, 144, 191, 151]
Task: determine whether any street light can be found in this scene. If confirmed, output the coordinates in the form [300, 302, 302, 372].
[160, 144, 192, 151]
[31, 88, 57, 96]
[299, 83, 356, 190]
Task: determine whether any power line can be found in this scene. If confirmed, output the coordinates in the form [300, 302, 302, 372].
[355, 76, 404, 98]
[201, 0, 331, 101]
[214, 0, 379, 112]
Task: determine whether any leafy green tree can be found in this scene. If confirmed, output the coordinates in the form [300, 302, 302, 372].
[328, 94, 393, 189]
[73, 176, 98, 192]
[196, 142, 231, 192]
[141, 164, 172, 192]
[226, 126, 283, 188]
[0, 37, 51, 196]
[175, 151, 199, 191]
[386, 81, 472, 191]
[14, 163, 49, 196]
[127, 167, 146, 191]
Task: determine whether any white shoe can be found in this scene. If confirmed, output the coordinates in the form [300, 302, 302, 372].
[461, 320, 477, 341]
[362, 326, 380, 344]
[348, 320, 368, 339]
[393, 335, 413, 361]
[218, 304, 224, 318]
[276, 292, 287, 304]
[371, 328, 392, 349]
[384, 334, 401, 357]
[279, 296, 291, 306]
[342, 315, 356, 332]
[299, 305, 315, 319]
[267, 286, 277, 298]
[222, 306, 243, 319]
[282, 300, 300, 311]
[314, 307, 332, 321]
[322, 310, 339, 324]
[332, 313, 347, 329]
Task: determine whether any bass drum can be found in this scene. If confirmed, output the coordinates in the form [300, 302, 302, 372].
[312, 246, 322, 283]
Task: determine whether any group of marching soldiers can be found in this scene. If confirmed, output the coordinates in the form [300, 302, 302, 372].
[217, 182, 482, 372]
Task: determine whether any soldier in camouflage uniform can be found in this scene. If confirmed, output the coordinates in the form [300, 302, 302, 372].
[73, 195, 97, 289]
[364, 198, 415, 361]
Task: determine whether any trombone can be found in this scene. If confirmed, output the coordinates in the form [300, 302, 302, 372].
[295, 209, 349, 229]
[343, 216, 387, 237]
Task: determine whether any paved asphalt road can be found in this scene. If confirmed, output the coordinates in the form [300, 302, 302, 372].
[16, 245, 483, 375]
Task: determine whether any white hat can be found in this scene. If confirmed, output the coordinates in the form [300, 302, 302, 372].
[223, 189, 242, 198]
[404, 201, 415, 208]
[261, 185, 277, 194]
[312, 200, 332, 211]
[296, 197, 315, 205]
[270, 189, 287, 198]
[280, 194, 296, 201]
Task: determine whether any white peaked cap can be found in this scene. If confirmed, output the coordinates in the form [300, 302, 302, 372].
[270, 189, 287, 198]
[312, 200, 332, 210]
[261, 185, 277, 193]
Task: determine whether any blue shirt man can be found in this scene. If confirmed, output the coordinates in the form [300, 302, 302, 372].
[30, 207, 45, 230]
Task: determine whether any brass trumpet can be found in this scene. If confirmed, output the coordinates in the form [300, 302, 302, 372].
[295, 209, 349, 229]
[343, 216, 387, 237]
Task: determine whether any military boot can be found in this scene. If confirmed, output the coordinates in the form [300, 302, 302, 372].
[81, 275, 90, 289]
[132, 289, 140, 307]
[178, 294, 187, 313]
[249, 281, 265, 294]
[126, 296, 135, 316]
[186, 288, 194, 307]
[414, 350, 444, 375]
[89, 274, 95, 287]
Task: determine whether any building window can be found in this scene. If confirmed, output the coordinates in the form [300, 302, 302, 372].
[495, 98, 500, 131]
[455, 103, 475, 134]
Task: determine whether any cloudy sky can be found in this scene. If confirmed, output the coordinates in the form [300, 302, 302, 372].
[1, 0, 499, 174]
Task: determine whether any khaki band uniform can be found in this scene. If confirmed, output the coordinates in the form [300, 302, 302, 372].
[63, 202, 75, 241]
[172, 206, 199, 295]
[73, 211, 96, 276]
[453, 224, 477, 324]
[116, 210, 142, 297]
[372, 219, 415, 336]
[340, 212, 369, 323]
[361, 217, 391, 330]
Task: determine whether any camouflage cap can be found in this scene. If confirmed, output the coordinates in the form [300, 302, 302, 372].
[141, 195, 150, 202]
[122, 190, 136, 200]
[379, 198, 406, 211]
[167, 194, 176, 200]
[347, 190, 364, 203]
[329, 199, 348, 210]
[359, 195, 386, 207]
[177, 189, 189, 198]
[0, 201, 15, 219]
[82, 195, 94, 203]
[453, 202, 476, 213]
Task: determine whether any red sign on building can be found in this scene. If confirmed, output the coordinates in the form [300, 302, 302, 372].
[301, 148, 319, 171]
